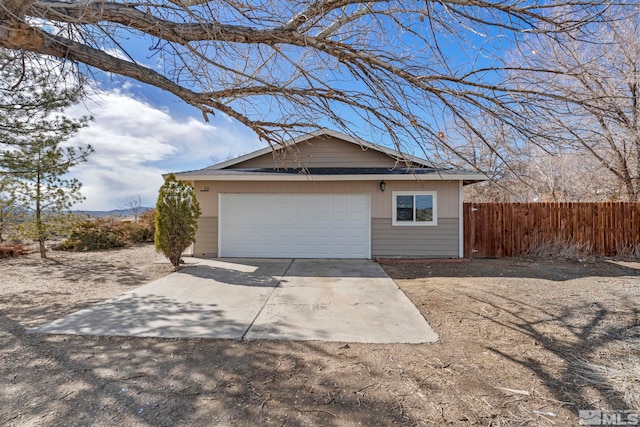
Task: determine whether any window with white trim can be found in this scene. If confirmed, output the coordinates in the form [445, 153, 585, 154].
[392, 191, 437, 226]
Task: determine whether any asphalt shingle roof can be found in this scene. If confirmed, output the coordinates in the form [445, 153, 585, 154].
[174, 167, 480, 176]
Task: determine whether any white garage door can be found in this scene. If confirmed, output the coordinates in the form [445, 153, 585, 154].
[219, 194, 370, 258]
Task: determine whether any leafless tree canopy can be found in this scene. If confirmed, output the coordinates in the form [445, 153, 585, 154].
[0, 0, 622, 152]
[123, 195, 143, 223]
[504, 9, 640, 200]
[441, 7, 640, 202]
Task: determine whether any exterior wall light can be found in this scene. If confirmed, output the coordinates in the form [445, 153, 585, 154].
[379, 180, 386, 192]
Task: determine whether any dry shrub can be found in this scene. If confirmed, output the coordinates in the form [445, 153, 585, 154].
[139, 209, 156, 237]
[57, 215, 155, 252]
[523, 237, 594, 260]
[0, 243, 29, 258]
[119, 221, 154, 243]
[57, 218, 126, 251]
[614, 243, 640, 260]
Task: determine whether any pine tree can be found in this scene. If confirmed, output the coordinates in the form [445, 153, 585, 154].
[2, 136, 92, 257]
[0, 51, 91, 258]
[0, 51, 84, 145]
[155, 174, 201, 271]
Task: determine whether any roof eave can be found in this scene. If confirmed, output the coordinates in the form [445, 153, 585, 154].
[172, 172, 489, 182]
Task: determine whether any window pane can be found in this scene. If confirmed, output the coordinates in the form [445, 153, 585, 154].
[415, 195, 433, 222]
[396, 195, 414, 221]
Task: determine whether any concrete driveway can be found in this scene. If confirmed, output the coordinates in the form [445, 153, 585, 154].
[30, 258, 438, 343]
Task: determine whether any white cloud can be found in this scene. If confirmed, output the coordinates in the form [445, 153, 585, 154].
[102, 48, 132, 62]
[65, 89, 262, 210]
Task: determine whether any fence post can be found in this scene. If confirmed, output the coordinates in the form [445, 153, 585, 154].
[469, 203, 475, 258]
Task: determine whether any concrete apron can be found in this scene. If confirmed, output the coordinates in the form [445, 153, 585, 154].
[29, 258, 438, 344]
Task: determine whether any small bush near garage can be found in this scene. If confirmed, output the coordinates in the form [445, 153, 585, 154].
[57, 213, 155, 251]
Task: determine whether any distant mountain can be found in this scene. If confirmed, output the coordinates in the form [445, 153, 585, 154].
[74, 207, 153, 218]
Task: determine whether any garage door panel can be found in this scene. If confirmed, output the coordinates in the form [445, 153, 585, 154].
[220, 194, 370, 258]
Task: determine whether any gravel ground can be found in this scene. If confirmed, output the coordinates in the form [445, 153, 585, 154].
[1, 245, 639, 426]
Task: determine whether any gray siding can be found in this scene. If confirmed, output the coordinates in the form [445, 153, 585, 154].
[191, 182, 462, 258]
[193, 216, 218, 257]
[231, 135, 399, 169]
[195, 180, 460, 218]
[371, 217, 459, 258]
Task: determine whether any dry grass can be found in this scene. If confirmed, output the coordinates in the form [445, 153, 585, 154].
[615, 243, 640, 260]
[523, 237, 594, 260]
[524, 237, 640, 261]
[570, 347, 640, 410]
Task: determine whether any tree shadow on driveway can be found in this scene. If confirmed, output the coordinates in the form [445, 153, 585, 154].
[181, 264, 282, 287]
[0, 289, 423, 426]
[27, 292, 241, 338]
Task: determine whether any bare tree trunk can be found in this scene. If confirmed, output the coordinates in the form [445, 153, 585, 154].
[38, 236, 46, 258]
[0, 210, 5, 243]
[631, 72, 640, 201]
[36, 169, 46, 258]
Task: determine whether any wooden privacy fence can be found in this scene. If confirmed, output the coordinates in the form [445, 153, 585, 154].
[463, 202, 640, 258]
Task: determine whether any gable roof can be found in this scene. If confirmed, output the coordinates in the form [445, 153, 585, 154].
[171, 128, 488, 183]
[208, 128, 433, 170]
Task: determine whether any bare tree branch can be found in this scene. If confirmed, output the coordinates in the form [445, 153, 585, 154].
[0, 0, 626, 155]
[495, 7, 640, 200]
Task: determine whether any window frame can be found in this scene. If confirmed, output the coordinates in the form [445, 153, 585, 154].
[392, 191, 438, 226]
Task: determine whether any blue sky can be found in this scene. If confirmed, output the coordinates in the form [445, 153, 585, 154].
[65, 80, 264, 211]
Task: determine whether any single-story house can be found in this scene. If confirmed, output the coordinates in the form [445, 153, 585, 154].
[172, 128, 487, 259]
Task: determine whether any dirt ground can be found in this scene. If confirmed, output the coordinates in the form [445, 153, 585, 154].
[1, 245, 639, 426]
